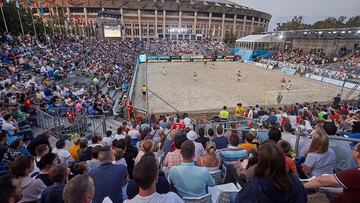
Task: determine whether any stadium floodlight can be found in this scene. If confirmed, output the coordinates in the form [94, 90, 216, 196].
[279, 35, 284, 39]
[304, 32, 307, 34]
[341, 31, 346, 34]
[357, 30, 360, 34]
[318, 31, 323, 34]
[333, 31, 337, 34]
[348, 31, 352, 33]
[328, 32, 332, 34]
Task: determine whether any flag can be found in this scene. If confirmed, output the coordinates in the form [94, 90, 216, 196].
[15, 0, 19, 9]
[39, 0, 44, 16]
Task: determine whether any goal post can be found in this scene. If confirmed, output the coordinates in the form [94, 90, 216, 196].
[265, 89, 319, 105]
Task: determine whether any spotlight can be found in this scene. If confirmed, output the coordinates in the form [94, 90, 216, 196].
[318, 31, 323, 34]
[341, 31, 346, 34]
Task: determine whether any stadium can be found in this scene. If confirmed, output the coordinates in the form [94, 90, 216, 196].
[37, 0, 271, 40]
[0, 0, 360, 203]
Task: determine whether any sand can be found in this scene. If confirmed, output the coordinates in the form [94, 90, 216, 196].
[133, 62, 349, 114]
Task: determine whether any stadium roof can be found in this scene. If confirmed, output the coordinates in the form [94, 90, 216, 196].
[236, 34, 285, 43]
[193, 0, 254, 10]
[272, 27, 360, 40]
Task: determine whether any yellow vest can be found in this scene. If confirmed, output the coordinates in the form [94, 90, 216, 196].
[142, 86, 147, 92]
[219, 110, 229, 119]
[235, 106, 244, 117]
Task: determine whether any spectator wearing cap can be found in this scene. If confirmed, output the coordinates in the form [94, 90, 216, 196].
[163, 131, 186, 168]
[305, 143, 360, 203]
[186, 130, 205, 161]
[169, 140, 215, 198]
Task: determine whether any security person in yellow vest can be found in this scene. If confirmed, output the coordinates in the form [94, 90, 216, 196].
[219, 106, 229, 121]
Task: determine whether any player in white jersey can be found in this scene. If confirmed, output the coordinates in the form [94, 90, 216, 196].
[286, 80, 292, 90]
[162, 66, 166, 76]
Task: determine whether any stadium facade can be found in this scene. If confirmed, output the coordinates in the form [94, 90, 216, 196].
[41, 0, 271, 40]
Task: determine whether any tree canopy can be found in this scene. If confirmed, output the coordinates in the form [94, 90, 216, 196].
[275, 15, 360, 31]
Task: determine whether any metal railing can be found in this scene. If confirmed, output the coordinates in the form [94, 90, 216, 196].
[36, 108, 106, 139]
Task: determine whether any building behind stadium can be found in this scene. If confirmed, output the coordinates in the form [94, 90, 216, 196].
[37, 0, 271, 41]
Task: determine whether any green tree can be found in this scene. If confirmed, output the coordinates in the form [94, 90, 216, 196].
[0, 2, 48, 35]
[252, 26, 265, 34]
[275, 16, 307, 31]
[346, 16, 360, 27]
[312, 16, 346, 29]
[223, 31, 236, 44]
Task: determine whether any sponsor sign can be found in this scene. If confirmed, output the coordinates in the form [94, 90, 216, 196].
[322, 77, 344, 86]
[280, 67, 297, 75]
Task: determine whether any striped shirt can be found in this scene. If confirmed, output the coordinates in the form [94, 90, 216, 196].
[220, 146, 247, 167]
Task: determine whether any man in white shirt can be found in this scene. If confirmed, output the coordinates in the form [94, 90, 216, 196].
[128, 123, 140, 140]
[183, 113, 192, 129]
[124, 155, 183, 203]
[2, 114, 19, 136]
[186, 130, 205, 161]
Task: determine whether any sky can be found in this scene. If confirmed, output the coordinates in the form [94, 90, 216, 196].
[233, 0, 360, 31]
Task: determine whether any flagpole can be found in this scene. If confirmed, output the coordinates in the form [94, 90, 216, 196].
[0, 5, 8, 32]
[17, 9, 24, 35]
[29, 8, 37, 36]
[62, 7, 67, 36]
[55, 6, 62, 35]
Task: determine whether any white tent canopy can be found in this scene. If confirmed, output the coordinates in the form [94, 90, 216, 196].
[235, 34, 285, 50]
[236, 34, 285, 43]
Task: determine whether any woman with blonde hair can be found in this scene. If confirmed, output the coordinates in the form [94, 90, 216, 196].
[196, 141, 220, 171]
[302, 131, 336, 177]
[134, 139, 159, 165]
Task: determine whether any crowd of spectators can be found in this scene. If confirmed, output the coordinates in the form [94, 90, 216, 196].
[0, 32, 141, 122]
[268, 47, 360, 80]
[0, 32, 359, 203]
[145, 39, 231, 56]
[1, 91, 360, 202]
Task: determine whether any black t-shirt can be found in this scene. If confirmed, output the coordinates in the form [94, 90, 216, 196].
[0, 143, 9, 161]
[195, 136, 210, 149]
[36, 173, 53, 186]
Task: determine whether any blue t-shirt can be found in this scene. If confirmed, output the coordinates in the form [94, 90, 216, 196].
[169, 162, 215, 198]
[89, 162, 128, 203]
[213, 136, 228, 150]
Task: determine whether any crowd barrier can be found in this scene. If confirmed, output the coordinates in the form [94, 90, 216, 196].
[138, 54, 239, 63]
[305, 73, 360, 90]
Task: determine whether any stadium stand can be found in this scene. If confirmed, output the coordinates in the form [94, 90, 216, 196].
[1, 30, 360, 203]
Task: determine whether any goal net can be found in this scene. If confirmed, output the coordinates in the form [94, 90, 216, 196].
[264, 89, 323, 105]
